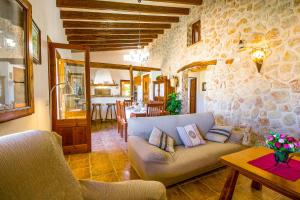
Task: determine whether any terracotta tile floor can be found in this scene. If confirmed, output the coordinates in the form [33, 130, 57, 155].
[65, 121, 291, 200]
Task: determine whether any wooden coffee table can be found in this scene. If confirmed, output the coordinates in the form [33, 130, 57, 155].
[219, 147, 300, 200]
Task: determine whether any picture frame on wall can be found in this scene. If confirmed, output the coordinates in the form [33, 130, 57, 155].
[32, 20, 41, 64]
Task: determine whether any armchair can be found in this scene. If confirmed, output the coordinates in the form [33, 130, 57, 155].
[0, 130, 166, 200]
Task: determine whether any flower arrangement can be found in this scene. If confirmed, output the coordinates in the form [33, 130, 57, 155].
[266, 131, 300, 164]
[266, 131, 300, 152]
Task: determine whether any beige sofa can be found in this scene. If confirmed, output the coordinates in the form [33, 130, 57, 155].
[0, 130, 166, 200]
[128, 112, 244, 186]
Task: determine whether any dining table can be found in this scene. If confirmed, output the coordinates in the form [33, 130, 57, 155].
[125, 107, 147, 119]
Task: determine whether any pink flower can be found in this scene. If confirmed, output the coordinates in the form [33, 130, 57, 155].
[280, 134, 286, 139]
[283, 144, 290, 149]
[287, 137, 295, 143]
[275, 142, 282, 149]
[294, 142, 300, 148]
[267, 135, 274, 141]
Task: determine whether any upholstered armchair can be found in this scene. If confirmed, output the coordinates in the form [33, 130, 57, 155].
[0, 130, 166, 200]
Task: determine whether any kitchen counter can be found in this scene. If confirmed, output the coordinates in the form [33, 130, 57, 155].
[91, 96, 131, 120]
[91, 96, 131, 104]
[91, 95, 129, 98]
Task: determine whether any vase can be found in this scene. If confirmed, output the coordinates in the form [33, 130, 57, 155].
[274, 151, 290, 164]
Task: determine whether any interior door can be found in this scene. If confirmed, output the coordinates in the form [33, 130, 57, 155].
[189, 78, 197, 113]
[49, 43, 91, 154]
[143, 74, 150, 103]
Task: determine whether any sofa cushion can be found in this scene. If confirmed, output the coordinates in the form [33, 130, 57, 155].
[128, 139, 243, 186]
[149, 127, 175, 153]
[128, 113, 215, 145]
[206, 125, 232, 143]
[177, 124, 206, 147]
[129, 136, 173, 164]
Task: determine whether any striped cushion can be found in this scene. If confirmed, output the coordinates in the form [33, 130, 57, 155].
[149, 127, 175, 153]
[205, 125, 232, 143]
[177, 124, 206, 147]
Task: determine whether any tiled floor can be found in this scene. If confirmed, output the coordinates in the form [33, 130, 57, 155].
[65, 121, 291, 200]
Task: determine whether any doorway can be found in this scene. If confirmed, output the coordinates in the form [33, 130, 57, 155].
[189, 77, 197, 113]
[48, 42, 91, 154]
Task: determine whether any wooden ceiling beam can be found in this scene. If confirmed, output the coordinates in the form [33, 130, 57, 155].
[60, 11, 179, 23]
[69, 39, 153, 45]
[88, 43, 148, 48]
[61, 59, 161, 72]
[57, 0, 190, 15]
[90, 47, 140, 52]
[65, 29, 163, 36]
[67, 34, 158, 41]
[143, 0, 202, 5]
[63, 21, 171, 29]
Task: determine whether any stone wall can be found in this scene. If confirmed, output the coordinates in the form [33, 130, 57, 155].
[148, 0, 300, 138]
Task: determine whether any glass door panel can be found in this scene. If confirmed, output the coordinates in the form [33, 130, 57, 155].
[49, 43, 91, 154]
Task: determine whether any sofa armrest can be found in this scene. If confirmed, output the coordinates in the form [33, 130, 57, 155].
[79, 180, 166, 200]
[128, 136, 173, 164]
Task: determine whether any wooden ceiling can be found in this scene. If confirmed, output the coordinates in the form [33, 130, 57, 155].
[57, 0, 202, 52]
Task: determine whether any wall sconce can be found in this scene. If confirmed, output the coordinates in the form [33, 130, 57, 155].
[170, 76, 179, 88]
[250, 48, 270, 73]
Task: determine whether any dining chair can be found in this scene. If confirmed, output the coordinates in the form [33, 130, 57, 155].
[146, 102, 165, 117]
[119, 101, 128, 142]
[115, 101, 122, 137]
[124, 99, 133, 107]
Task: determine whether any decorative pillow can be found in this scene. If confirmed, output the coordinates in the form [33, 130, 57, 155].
[206, 125, 232, 143]
[148, 127, 175, 153]
[177, 124, 206, 147]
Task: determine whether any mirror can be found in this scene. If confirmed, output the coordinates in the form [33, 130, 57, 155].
[0, 0, 33, 122]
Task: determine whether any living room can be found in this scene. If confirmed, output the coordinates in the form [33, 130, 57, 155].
[0, 0, 300, 199]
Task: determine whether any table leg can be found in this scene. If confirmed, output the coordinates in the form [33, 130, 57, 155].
[251, 180, 262, 190]
[219, 169, 239, 200]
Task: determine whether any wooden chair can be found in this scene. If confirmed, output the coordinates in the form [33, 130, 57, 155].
[115, 101, 122, 136]
[119, 101, 128, 142]
[146, 102, 165, 117]
[124, 99, 133, 107]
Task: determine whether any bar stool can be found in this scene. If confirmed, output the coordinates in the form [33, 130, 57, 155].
[105, 103, 117, 121]
[91, 103, 102, 121]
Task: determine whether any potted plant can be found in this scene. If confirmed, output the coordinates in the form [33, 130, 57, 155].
[266, 131, 300, 165]
[166, 93, 182, 115]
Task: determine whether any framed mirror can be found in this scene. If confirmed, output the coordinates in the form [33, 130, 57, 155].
[0, 0, 34, 123]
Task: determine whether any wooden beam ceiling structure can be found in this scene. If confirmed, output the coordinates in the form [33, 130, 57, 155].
[56, 0, 199, 51]
[56, 0, 190, 15]
[60, 11, 180, 23]
[61, 59, 161, 72]
[65, 29, 164, 36]
[143, 0, 202, 5]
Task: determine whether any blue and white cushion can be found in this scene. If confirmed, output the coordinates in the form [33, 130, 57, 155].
[205, 125, 232, 143]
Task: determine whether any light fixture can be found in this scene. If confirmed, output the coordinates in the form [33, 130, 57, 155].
[123, 0, 150, 64]
[5, 38, 16, 48]
[49, 81, 74, 130]
[123, 47, 150, 63]
[250, 47, 270, 73]
[170, 76, 179, 88]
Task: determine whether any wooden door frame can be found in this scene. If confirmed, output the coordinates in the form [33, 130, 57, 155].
[189, 77, 197, 114]
[142, 74, 150, 103]
[48, 42, 91, 153]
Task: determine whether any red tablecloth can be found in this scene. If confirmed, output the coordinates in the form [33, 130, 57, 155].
[248, 153, 300, 181]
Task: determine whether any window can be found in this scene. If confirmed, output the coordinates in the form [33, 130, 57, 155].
[187, 20, 201, 46]
[120, 80, 131, 97]
[0, 0, 34, 122]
